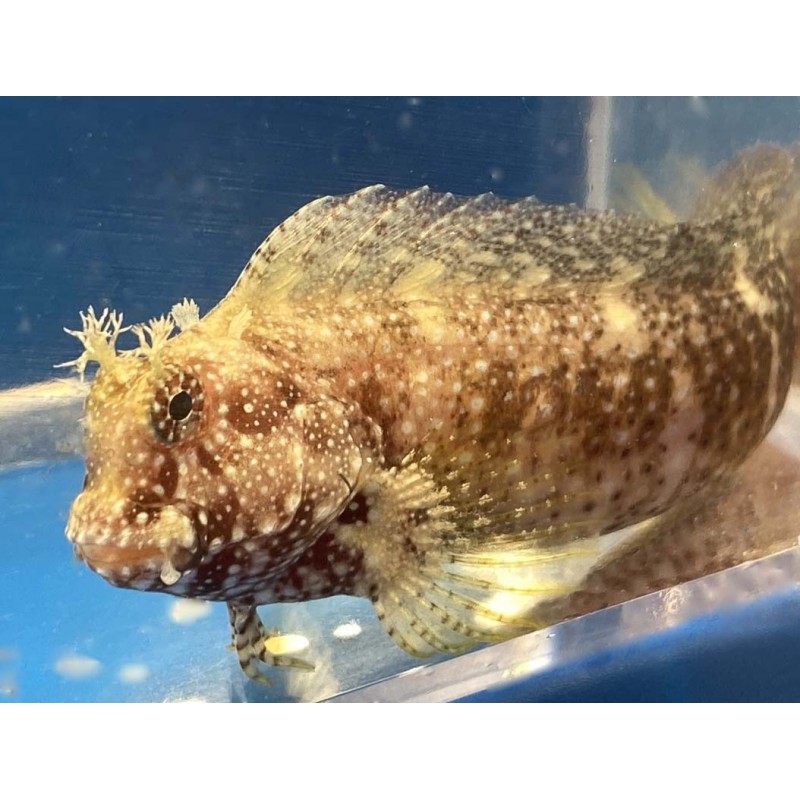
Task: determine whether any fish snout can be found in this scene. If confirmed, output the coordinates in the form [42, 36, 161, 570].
[66, 492, 200, 591]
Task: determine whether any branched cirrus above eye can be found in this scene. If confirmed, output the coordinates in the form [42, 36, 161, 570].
[151, 371, 205, 443]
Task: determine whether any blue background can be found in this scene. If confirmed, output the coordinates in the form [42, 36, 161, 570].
[0, 97, 587, 388]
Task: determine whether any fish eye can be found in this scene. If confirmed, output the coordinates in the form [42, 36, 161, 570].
[168, 390, 193, 421]
[151, 370, 204, 444]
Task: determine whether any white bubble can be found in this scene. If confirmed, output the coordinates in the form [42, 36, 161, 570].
[332, 621, 362, 640]
[55, 654, 102, 679]
[397, 110, 413, 132]
[117, 663, 151, 684]
[169, 598, 212, 625]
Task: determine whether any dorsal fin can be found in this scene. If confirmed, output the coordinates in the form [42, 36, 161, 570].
[212, 185, 676, 317]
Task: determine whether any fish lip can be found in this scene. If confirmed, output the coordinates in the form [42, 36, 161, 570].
[69, 503, 203, 589]
[73, 540, 165, 569]
[72, 541, 166, 591]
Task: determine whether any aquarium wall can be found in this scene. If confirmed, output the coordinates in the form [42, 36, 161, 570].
[0, 97, 588, 389]
[2, 97, 800, 702]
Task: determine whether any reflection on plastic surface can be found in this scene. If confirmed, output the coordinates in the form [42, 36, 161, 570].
[332, 547, 800, 702]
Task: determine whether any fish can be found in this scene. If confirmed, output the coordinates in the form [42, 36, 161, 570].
[63, 145, 797, 684]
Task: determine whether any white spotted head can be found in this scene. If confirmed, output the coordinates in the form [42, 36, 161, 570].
[63, 303, 377, 600]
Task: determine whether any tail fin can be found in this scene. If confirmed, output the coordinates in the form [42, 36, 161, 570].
[692, 144, 797, 226]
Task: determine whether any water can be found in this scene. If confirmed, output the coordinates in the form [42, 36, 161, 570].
[3, 97, 800, 702]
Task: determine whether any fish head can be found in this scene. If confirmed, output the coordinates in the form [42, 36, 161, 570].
[65, 305, 375, 599]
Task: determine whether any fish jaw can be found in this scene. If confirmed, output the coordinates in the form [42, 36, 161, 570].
[67, 492, 202, 592]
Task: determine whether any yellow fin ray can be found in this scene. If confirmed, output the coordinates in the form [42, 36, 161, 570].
[208, 185, 673, 323]
[336, 459, 615, 659]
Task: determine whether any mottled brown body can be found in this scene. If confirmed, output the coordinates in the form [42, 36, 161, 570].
[65, 146, 797, 680]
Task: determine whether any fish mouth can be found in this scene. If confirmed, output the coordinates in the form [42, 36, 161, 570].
[73, 537, 205, 591]
[67, 497, 203, 590]
[73, 541, 166, 588]
[74, 541, 164, 568]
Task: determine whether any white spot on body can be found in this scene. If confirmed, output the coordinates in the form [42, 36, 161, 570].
[734, 268, 771, 316]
